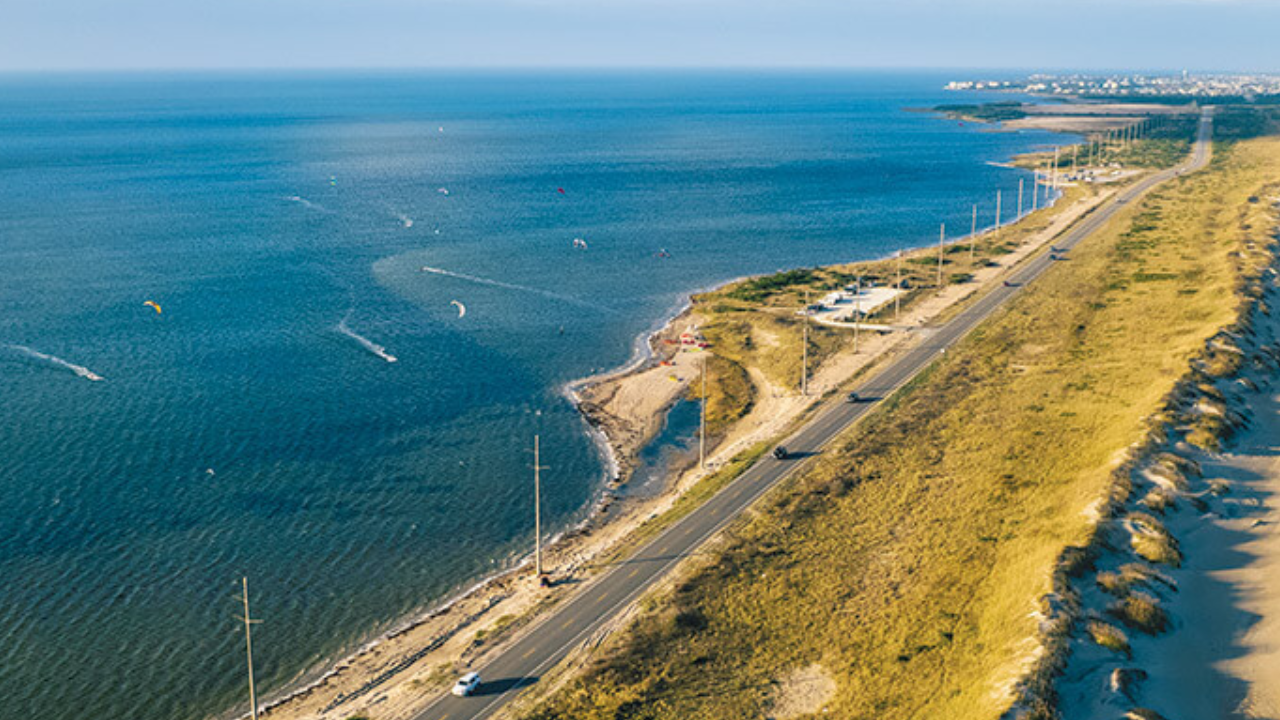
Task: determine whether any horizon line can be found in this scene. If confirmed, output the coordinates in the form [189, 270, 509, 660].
[0, 64, 1269, 77]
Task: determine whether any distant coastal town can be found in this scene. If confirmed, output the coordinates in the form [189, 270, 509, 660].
[946, 72, 1280, 100]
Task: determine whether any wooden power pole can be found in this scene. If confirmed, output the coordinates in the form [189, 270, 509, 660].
[699, 355, 707, 468]
[936, 222, 946, 291]
[239, 578, 262, 720]
[533, 435, 545, 578]
[853, 276, 862, 352]
[895, 251, 902, 322]
[801, 290, 809, 396]
[969, 203, 978, 263]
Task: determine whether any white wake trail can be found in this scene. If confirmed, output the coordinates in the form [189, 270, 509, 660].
[336, 315, 398, 363]
[6, 344, 105, 381]
[284, 195, 329, 213]
[417, 265, 601, 310]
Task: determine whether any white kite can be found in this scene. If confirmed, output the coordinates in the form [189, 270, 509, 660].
[450, 300, 467, 318]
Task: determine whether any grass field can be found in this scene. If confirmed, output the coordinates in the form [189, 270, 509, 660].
[519, 137, 1280, 720]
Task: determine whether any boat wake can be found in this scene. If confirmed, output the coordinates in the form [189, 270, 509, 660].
[417, 265, 602, 311]
[6, 344, 105, 381]
[336, 315, 397, 363]
[284, 195, 328, 212]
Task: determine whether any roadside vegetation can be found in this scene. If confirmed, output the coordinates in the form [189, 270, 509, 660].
[688, 179, 1104, 434]
[1215, 105, 1280, 140]
[520, 136, 1280, 720]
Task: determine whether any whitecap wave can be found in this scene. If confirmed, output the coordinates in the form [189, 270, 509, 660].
[6, 344, 105, 381]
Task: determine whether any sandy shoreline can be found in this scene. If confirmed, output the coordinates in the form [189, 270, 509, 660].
[249, 138, 1119, 720]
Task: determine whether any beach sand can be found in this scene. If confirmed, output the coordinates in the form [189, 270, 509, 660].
[255, 172, 1130, 720]
[1002, 116, 1142, 133]
[1057, 387, 1280, 720]
[1117, 393, 1280, 719]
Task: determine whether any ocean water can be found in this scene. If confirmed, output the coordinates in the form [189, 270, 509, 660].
[0, 71, 1070, 720]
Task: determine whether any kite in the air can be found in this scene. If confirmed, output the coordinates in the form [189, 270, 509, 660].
[143, 301, 162, 314]
[450, 300, 467, 318]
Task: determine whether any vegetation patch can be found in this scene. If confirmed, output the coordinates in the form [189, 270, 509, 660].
[934, 102, 1028, 123]
[1096, 564, 1157, 598]
[1131, 530, 1182, 568]
[1108, 592, 1169, 635]
[1086, 620, 1131, 657]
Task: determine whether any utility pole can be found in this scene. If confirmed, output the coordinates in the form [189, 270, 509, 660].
[1072, 144, 1078, 176]
[853, 276, 861, 352]
[533, 435, 545, 578]
[1032, 171, 1039, 211]
[239, 577, 262, 720]
[936, 222, 945, 291]
[1017, 178, 1024, 220]
[699, 355, 707, 468]
[801, 290, 809, 396]
[1051, 147, 1060, 190]
[969, 203, 978, 263]
[995, 191, 1002, 236]
[895, 251, 902, 322]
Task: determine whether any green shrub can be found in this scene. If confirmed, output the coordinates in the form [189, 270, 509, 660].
[1109, 592, 1169, 635]
[1133, 532, 1182, 567]
[1087, 620, 1131, 656]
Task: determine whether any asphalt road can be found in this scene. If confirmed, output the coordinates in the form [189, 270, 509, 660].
[411, 109, 1213, 720]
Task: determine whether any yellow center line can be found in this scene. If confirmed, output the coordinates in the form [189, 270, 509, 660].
[523, 647, 538, 659]
[627, 568, 640, 579]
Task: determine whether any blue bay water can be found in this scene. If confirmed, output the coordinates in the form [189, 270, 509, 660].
[0, 71, 1068, 720]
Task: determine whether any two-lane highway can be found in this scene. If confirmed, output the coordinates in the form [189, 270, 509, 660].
[411, 108, 1213, 720]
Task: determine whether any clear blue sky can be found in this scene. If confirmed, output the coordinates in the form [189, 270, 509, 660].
[2, 0, 1275, 72]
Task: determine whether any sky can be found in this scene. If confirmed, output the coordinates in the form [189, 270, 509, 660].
[1, 0, 1276, 72]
